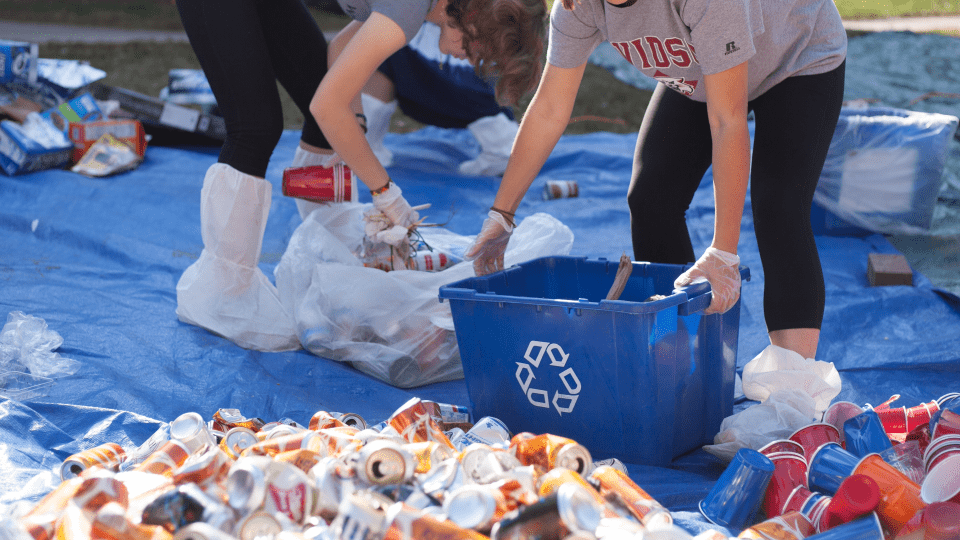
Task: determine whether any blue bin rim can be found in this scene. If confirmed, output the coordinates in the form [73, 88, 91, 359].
[438, 255, 750, 317]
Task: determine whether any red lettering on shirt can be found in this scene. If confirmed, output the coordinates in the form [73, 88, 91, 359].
[644, 37, 670, 68]
[665, 38, 691, 67]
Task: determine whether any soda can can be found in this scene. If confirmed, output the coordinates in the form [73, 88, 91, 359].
[490, 483, 602, 540]
[241, 431, 319, 458]
[23, 477, 84, 536]
[134, 439, 191, 477]
[120, 423, 172, 472]
[460, 416, 512, 448]
[219, 427, 260, 461]
[356, 439, 416, 486]
[403, 441, 455, 474]
[386, 500, 492, 540]
[510, 432, 594, 476]
[173, 445, 232, 487]
[262, 461, 315, 525]
[170, 412, 217, 455]
[328, 491, 391, 540]
[310, 427, 362, 457]
[274, 448, 323, 475]
[225, 456, 272, 516]
[307, 410, 347, 431]
[460, 443, 522, 485]
[537, 468, 614, 519]
[236, 512, 285, 540]
[308, 456, 357, 521]
[406, 251, 456, 272]
[387, 398, 456, 449]
[71, 470, 130, 512]
[542, 180, 579, 200]
[282, 164, 352, 204]
[588, 464, 672, 527]
[61, 442, 127, 480]
[259, 424, 304, 441]
[442, 483, 512, 533]
[329, 411, 367, 430]
[212, 409, 265, 434]
[92, 500, 165, 540]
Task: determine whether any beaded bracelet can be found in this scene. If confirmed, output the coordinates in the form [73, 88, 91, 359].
[370, 179, 391, 196]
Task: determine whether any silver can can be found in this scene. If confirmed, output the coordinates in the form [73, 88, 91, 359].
[356, 440, 416, 486]
[173, 522, 237, 540]
[461, 416, 512, 447]
[171, 412, 217, 454]
[220, 427, 260, 460]
[225, 456, 272, 516]
[330, 412, 368, 430]
[542, 180, 579, 200]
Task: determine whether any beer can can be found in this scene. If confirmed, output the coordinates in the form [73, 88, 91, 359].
[421, 401, 472, 424]
[588, 465, 670, 527]
[403, 441, 455, 474]
[262, 461, 315, 524]
[510, 432, 594, 476]
[307, 410, 347, 431]
[134, 439, 191, 477]
[170, 412, 217, 455]
[356, 439, 416, 485]
[406, 251, 456, 272]
[61, 442, 127, 480]
[385, 501, 490, 540]
[120, 423, 172, 472]
[387, 398, 456, 449]
[241, 431, 318, 458]
[330, 412, 367, 430]
[220, 427, 260, 461]
[490, 483, 602, 540]
[173, 522, 236, 540]
[261, 424, 304, 441]
[443, 483, 512, 533]
[282, 164, 352, 203]
[212, 409, 265, 434]
[237, 512, 284, 540]
[72, 471, 130, 512]
[309, 427, 362, 457]
[460, 417, 512, 448]
[542, 180, 579, 200]
[329, 491, 391, 540]
[173, 445, 232, 487]
[92, 501, 166, 540]
[225, 456, 272, 516]
[460, 443, 523, 485]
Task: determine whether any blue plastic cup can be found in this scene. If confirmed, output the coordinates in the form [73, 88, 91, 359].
[804, 513, 884, 539]
[807, 442, 859, 496]
[844, 410, 893, 458]
[699, 448, 775, 530]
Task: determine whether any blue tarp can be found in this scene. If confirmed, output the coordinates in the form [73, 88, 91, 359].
[2, 31, 960, 535]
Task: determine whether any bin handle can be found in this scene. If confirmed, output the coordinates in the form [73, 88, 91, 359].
[676, 280, 711, 316]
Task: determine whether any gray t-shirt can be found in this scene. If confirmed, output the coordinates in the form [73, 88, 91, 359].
[336, 0, 438, 43]
[548, 0, 846, 102]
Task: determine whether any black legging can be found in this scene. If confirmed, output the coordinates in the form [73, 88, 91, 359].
[627, 61, 845, 331]
[176, 0, 332, 178]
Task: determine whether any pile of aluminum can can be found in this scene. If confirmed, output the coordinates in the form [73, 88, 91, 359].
[7, 397, 702, 540]
[698, 392, 960, 540]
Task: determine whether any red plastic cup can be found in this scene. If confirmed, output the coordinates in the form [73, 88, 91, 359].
[921, 453, 960, 506]
[877, 406, 908, 436]
[790, 423, 842, 462]
[762, 452, 809, 518]
[281, 164, 353, 203]
[923, 435, 960, 475]
[905, 401, 939, 433]
[931, 409, 960, 440]
[759, 439, 806, 458]
[905, 423, 933, 457]
[781, 485, 816, 516]
[818, 474, 881, 531]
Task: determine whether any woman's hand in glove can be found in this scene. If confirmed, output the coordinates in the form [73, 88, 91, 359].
[371, 181, 418, 229]
[674, 247, 741, 314]
[465, 210, 514, 276]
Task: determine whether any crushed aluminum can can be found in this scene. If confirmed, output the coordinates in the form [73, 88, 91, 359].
[308, 456, 357, 521]
[133, 439, 191, 477]
[416, 457, 464, 499]
[385, 500, 491, 539]
[387, 398, 456, 449]
[212, 409, 265, 434]
[120, 423, 171, 471]
[588, 464, 672, 527]
[330, 412, 368, 431]
[328, 490, 391, 540]
[274, 448, 324, 475]
[537, 468, 608, 513]
[92, 500, 165, 540]
[220, 427, 260, 461]
[356, 440, 417, 486]
[60, 442, 126, 480]
[308, 411, 348, 431]
[241, 430, 320, 458]
[70, 470, 130, 513]
[542, 180, 579, 200]
[443, 483, 512, 533]
[460, 416, 512, 448]
[460, 443, 522, 485]
[263, 460, 315, 524]
[236, 511, 289, 540]
[225, 456, 272, 517]
[282, 164, 353, 204]
[510, 432, 594, 476]
[261, 424, 305, 440]
[403, 441, 455, 474]
[170, 412, 218, 454]
[490, 483, 602, 540]
[172, 522, 237, 540]
[421, 401, 471, 425]
[173, 445, 232, 488]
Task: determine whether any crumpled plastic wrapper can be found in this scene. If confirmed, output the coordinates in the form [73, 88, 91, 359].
[742, 345, 842, 415]
[0, 311, 80, 379]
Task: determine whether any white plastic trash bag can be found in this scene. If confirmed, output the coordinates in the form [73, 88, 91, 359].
[704, 389, 819, 462]
[275, 204, 574, 388]
[742, 344, 842, 416]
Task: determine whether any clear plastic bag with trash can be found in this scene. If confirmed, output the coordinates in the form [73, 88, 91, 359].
[0, 311, 80, 401]
[275, 203, 574, 389]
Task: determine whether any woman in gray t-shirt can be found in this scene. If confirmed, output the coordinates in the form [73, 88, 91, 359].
[467, 0, 847, 361]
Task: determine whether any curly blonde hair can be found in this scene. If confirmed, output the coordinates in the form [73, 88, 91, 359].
[446, 0, 548, 106]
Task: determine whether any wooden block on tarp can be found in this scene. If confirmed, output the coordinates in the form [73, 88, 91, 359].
[868, 253, 913, 286]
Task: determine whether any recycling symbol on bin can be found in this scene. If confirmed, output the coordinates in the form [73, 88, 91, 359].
[516, 341, 581, 415]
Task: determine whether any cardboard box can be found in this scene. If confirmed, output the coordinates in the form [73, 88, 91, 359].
[0, 40, 38, 85]
[0, 119, 72, 176]
[868, 253, 913, 287]
[68, 119, 146, 163]
[91, 83, 225, 142]
[41, 93, 104, 134]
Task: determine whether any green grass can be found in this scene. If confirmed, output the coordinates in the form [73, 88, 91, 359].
[834, 0, 960, 19]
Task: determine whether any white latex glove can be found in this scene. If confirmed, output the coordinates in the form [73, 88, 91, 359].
[674, 247, 741, 315]
[372, 181, 419, 229]
[465, 210, 514, 276]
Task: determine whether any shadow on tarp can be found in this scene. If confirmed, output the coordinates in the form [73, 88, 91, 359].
[1, 127, 959, 529]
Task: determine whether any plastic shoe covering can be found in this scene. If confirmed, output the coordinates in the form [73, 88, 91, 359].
[290, 146, 358, 221]
[459, 112, 518, 177]
[176, 163, 299, 351]
[361, 93, 397, 168]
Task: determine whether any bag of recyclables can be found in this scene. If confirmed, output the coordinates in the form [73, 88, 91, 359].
[813, 105, 959, 235]
[275, 204, 574, 389]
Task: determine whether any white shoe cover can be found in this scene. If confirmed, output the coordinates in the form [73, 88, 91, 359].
[361, 93, 397, 168]
[290, 146, 359, 220]
[459, 112, 518, 177]
[176, 163, 300, 351]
